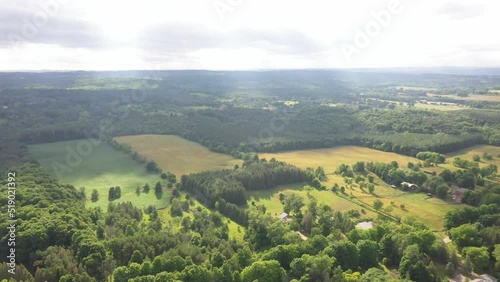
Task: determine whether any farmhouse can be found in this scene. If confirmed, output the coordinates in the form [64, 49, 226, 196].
[453, 188, 471, 203]
[401, 181, 418, 190]
[278, 212, 288, 222]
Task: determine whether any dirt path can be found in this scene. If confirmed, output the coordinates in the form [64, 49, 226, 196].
[296, 231, 308, 240]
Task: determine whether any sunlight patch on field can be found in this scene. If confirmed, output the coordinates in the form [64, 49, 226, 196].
[28, 139, 168, 210]
[115, 135, 242, 176]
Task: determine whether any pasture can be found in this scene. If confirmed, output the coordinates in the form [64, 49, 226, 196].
[444, 145, 500, 168]
[247, 183, 378, 221]
[159, 193, 245, 240]
[413, 102, 466, 111]
[115, 135, 242, 176]
[28, 139, 168, 210]
[433, 144, 500, 182]
[426, 93, 500, 102]
[260, 146, 420, 173]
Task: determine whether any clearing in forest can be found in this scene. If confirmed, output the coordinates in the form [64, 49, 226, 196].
[115, 134, 242, 176]
[28, 139, 168, 210]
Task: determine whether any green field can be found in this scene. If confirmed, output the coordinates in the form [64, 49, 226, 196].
[115, 135, 242, 176]
[247, 183, 378, 222]
[28, 139, 168, 210]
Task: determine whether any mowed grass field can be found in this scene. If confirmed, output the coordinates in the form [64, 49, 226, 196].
[260, 146, 464, 230]
[28, 139, 168, 210]
[115, 135, 242, 176]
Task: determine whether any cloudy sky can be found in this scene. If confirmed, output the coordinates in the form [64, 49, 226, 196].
[0, 0, 499, 70]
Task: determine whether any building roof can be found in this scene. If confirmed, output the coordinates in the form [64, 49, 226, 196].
[401, 182, 417, 187]
[278, 213, 288, 219]
[455, 188, 470, 194]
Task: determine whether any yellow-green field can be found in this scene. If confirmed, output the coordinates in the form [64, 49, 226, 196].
[260, 146, 420, 173]
[413, 102, 466, 111]
[115, 135, 242, 176]
[427, 145, 500, 182]
[28, 139, 168, 210]
[427, 93, 500, 102]
[445, 145, 500, 167]
[247, 183, 377, 221]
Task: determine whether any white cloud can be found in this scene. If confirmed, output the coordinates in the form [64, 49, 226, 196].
[0, 0, 499, 70]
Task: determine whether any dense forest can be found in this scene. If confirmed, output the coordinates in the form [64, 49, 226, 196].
[1, 70, 500, 281]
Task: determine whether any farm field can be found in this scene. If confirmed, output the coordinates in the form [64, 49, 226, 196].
[433, 144, 500, 182]
[28, 139, 168, 210]
[413, 102, 466, 111]
[260, 146, 420, 173]
[247, 183, 378, 222]
[260, 146, 465, 230]
[444, 145, 500, 167]
[427, 93, 500, 102]
[115, 134, 242, 176]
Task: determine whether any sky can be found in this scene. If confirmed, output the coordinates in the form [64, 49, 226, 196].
[0, 0, 499, 70]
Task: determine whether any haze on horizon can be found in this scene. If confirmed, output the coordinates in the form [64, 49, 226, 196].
[0, 0, 499, 71]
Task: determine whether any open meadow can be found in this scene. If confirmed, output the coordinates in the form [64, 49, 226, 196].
[247, 183, 378, 221]
[28, 139, 168, 210]
[426, 93, 500, 102]
[260, 146, 420, 173]
[115, 134, 242, 176]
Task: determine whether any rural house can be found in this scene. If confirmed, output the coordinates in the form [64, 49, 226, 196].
[453, 188, 470, 203]
[278, 212, 288, 222]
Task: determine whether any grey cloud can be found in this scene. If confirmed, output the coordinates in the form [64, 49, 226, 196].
[0, 1, 324, 56]
[0, 2, 107, 48]
[137, 24, 323, 55]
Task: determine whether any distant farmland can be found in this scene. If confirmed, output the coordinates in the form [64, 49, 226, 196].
[28, 139, 168, 210]
[115, 134, 242, 176]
